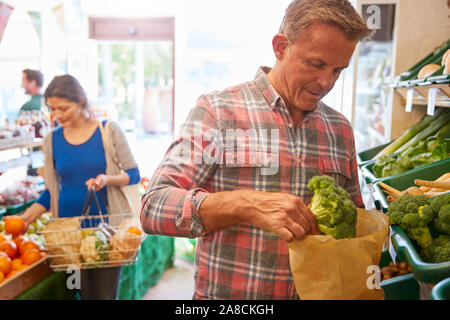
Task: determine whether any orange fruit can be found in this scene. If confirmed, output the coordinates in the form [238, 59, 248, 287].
[0, 253, 11, 276]
[21, 249, 41, 265]
[17, 264, 29, 272]
[11, 258, 23, 270]
[127, 226, 142, 236]
[19, 240, 40, 255]
[0, 271, 4, 283]
[13, 235, 29, 249]
[0, 240, 18, 259]
[3, 215, 25, 235]
[6, 270, 18, 279]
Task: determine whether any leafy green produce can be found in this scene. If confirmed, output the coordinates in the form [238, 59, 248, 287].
[420, 235, 450, 264]
[395, 110, 450, 155]
[307, 175, 357, 239]
[372, 121, 450, 178]
[386, 195, 433, 248]
[80, 230, 111, 266]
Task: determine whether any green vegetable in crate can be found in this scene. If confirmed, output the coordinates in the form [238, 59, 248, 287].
[434, 203, 450, 235]
[372, 126, 450, 178]
[386, 195, 434, 248]
[80, 230, 110, 266]
[307, 175, 357, 239]
[374, 108, 449, 159]
[430, 193, 450, 216]
[420, 234, 450, 264]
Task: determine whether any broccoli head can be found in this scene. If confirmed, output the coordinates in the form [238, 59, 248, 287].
[434, 203, 450, 235]
[307, 175, 357, 240]
[430, 193, 450, 216]
[420, 234, 450, 263]
[386, 195, 434, 248]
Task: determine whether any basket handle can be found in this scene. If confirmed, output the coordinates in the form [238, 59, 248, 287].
[81, 187, 105, 219]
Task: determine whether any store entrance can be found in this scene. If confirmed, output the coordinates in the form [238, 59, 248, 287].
[96, 40, 174, 135]
[89, 17, 175, 178]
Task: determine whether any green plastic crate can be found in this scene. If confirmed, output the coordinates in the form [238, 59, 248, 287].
[5, 199, 36, 215]
[390, 226, 450, 284]
[0, 207, 6, 219]
[362, 156, 450, 186]
[379, 249, 420, 300]
[431, 277, 450, 300]
[371, 158, 450, 211]
[357, 142, 391, 168]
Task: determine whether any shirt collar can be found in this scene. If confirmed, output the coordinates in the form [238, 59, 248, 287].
[254, 66, 281, 110]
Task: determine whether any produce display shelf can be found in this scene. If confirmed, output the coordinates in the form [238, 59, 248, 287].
[378, 249, 420, 300]
[431, 277, 450, 300]
[0, 139, 42, 152]
[0, 256, 53, 300]
[371, 158, 450, 210]
[361, 156, 450, 185]
[395, 83, 450, 109]
[390, 225, 450, 285]
[4, 199, 36, 215]
[356, 142, 391, 168]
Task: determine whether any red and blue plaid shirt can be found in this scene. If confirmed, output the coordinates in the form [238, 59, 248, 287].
[141, 67, 363, 300]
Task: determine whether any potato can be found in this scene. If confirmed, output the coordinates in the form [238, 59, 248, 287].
[398, 262, 408, 270]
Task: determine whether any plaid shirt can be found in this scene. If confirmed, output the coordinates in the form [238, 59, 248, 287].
[141, 67, 363, 300]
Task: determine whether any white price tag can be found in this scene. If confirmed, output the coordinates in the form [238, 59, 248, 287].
[405, 89, 414, 112]
[427, 88, 438, 115]
[388, 227, 397, 264]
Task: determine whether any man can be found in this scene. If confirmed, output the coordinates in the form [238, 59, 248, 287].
[20, 69, 44, 111]
[141, 0, 373, 299]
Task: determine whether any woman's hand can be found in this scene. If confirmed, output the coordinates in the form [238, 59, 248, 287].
[85, 174, 109, 191]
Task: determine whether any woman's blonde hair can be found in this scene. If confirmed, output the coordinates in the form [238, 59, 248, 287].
[280, 0, 374, 42]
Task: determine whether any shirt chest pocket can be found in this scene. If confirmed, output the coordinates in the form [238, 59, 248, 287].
[318, 157, 352, 188]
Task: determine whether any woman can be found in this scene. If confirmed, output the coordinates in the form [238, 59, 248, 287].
[22, 74, 140, 300]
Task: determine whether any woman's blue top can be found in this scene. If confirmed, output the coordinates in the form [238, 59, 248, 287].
[36, 122, 140, 218]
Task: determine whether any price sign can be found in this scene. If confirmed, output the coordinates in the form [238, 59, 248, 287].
[427, 88, 438, 116]
[405, 89, 414, 112]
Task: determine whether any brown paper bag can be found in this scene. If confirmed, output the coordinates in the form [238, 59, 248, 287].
[288, 208, 389, 300]
[108, 218, 142, 265]
[42, 217, 83, 267]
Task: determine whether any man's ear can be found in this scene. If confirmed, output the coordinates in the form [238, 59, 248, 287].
[272, 34, 290, 61]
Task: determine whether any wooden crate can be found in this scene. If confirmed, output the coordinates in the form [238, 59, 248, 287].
[0, 257, 53, 300]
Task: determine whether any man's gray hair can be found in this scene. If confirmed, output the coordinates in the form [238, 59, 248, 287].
[280, 0, 374, 42]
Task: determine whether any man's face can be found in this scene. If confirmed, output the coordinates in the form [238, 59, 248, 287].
[21, 73, 36, 95]
[275, 23, 357, 112]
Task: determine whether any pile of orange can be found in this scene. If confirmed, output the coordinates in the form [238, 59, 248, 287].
[0, 216, 47, 284]
[127, 226, 143, 236]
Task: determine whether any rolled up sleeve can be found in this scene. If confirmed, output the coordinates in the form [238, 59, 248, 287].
[140, 96, 219, 238]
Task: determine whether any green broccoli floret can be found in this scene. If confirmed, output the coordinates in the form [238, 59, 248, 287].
[434, 204, 450, 235]
[430, 193, 450, 216]
[307, 175, 336, 192]
[386, 195, 415, 224]
[420, 235, 450, 263]
[307, 175, 357, 240]
[386, 195, 434, 248]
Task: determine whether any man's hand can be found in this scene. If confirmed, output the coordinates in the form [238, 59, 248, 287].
[199, 190, 320, 242]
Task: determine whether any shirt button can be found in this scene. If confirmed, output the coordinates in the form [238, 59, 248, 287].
[288, 123, 294, 129]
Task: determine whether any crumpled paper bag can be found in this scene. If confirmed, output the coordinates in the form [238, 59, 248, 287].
[43, 217, 82, 268]
[288, 208, 389, 300]
[108, 218, 142, 266]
